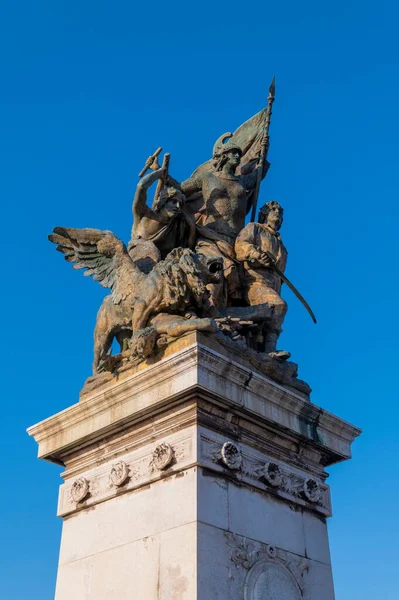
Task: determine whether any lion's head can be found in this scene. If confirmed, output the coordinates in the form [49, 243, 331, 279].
[191, 253, 223, 285]
[154, 248, 223, 310]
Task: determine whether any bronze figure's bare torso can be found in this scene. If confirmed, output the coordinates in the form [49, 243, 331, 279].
[182, 144, 268, 244]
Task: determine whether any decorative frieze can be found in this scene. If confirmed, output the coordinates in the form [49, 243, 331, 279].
[200, 434, 331, 516]
[58, 426, 331, 518]
[58, 433, 193, 517]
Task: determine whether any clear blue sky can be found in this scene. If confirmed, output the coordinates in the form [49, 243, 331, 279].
[1, 1, 398, 598]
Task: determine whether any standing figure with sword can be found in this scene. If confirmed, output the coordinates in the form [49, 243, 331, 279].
[235, 199, 316, 358]
[235, 201, 289, 357]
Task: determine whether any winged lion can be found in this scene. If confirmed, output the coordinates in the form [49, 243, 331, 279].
[48, 227, 223, 373]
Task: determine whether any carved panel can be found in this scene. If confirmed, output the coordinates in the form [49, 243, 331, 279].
[226, 533, 309, 600]
[245, 561, 302, 599]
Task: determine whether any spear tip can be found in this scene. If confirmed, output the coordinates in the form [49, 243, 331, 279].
[269, 75, 276, 96]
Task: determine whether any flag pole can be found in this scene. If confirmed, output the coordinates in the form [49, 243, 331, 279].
[250, 77, 275, 222]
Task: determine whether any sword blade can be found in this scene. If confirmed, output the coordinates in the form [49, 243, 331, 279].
[266, 253, 317, 324]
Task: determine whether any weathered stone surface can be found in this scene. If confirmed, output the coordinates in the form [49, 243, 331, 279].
[28, 333, 359, 468]
[28, 336, 360, 599]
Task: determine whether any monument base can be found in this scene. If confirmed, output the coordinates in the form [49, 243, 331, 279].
[28, 333, 360, 599]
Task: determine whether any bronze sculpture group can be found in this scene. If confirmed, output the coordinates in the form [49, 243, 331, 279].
[49, 80, 315, 395]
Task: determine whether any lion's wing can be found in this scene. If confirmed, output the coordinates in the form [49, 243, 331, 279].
[48, 227, 141, 304]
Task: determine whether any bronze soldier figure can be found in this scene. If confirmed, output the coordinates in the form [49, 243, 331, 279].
[181, 134, 269, 244]
[235, 200, 288, 357]
[180, 136, 269, 306]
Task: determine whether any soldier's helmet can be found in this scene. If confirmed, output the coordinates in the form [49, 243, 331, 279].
[212, 133, 242, 159]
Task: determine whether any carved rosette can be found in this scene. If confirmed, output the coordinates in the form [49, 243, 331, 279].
[110, 461, 129, 486]
[200, 434, 330, 515]
[70, 477, 89, 503]
[263, 461, 283, 487]
[221, 441, 242, 470]
[152, 442, 174, 470]
[302, 478, 321, 503]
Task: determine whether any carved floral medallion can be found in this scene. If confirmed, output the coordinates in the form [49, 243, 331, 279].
[221, 441, 242, 470]
[110, 461, 129, 486]
[70, 477, 89, 503]
[152, 442, 174, 470]
[263, 461, 283, 487]
[302, 478, 321, 503]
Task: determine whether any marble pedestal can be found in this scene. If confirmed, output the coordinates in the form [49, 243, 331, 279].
[28, 333, 361, 600]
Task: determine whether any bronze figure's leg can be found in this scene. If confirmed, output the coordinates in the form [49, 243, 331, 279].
[93, 298, 112, 374]
[131, 299, 153, 332]
[151, 314, 218, 338]
[93, 330, 113, 374]
[245, 282, 287, 354]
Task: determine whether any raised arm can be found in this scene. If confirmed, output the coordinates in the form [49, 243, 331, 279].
[180, 172, 204, 200]
[241, 159, 270, 193]
[133, 168, 165, 222]
[241, 159, 271, 215]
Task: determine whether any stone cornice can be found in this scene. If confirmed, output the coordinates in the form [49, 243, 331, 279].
[194, 344, 361, 454]
[28, 334, 361, 469]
